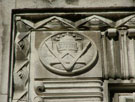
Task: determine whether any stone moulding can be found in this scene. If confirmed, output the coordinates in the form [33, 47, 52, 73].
[33, 78, 103, 102]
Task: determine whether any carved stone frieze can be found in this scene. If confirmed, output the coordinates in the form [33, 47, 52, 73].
[75, 15, 114, 30]
[116, 15, 135, 28]
[35, 16, 76, 30]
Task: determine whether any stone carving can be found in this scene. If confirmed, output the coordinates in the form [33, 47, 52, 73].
[75, 15, 114, 30]
[102, 14, 135, 79]
[13, 35, 30, 101]
[9, 11, 135, 102]
[34, 82, 45, 94]
[12, 15, 102, 101]
[116, 15, 135, 79]
[34, 16, 76, 30]
[116, 15, 135, 28]
[12, 17, 31, 101]
[39, 32, 98, 76]
[13, 60, 29, 101]
[34, 79, 103, 102]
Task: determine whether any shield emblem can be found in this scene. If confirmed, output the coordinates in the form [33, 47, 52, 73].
[39, 32, 98, 76]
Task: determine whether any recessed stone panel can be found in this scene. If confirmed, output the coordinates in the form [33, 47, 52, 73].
[33, 31, 102, 78]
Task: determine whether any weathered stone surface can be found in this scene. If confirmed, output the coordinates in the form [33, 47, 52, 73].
[0, 95, 8, 102]
[0, 1, 3, 95]
[1, 0, 135, 102]
[1, 0, 15, 93]
[0, 0, 15, 101]
[8, 12, 135, 102]
[16, 0, 36, 8]
[16, 0, 135, 9]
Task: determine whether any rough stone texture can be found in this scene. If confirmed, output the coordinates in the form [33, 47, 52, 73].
[0, 0, 15, 101]
[0, 1, 3, 94]
[15, 0, 135, 9]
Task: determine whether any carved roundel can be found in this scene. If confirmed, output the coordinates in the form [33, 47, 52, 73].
[39, 32, 98, 76]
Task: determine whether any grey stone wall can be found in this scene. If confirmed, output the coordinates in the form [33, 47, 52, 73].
[1, 0, 135, 102]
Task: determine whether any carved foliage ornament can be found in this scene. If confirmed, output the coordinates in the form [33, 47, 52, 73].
[39, 32, 98, 76]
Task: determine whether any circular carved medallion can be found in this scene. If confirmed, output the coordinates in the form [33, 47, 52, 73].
[39, 32, 98, 76]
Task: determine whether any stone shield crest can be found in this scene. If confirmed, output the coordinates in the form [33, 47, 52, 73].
[39, 32, 98, 76]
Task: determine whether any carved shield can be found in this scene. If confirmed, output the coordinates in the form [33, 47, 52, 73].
[39, 32, 98, 76]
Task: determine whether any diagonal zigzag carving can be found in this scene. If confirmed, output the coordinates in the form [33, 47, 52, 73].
[16, 15, 114, 30]
[17, 15, 135, 30]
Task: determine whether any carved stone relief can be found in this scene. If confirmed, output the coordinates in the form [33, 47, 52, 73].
[39, 32, 98, 76]
[10, 13, 135, 102]
[75, 15, 114, 30]
[34, 78, 103, 102]
[13, 17, 31, 101]
[102, 15, 135, 79]
[11, 14, 113, 102]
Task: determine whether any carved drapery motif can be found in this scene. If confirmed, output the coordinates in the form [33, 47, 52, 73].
[102, 15, 135, 79]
